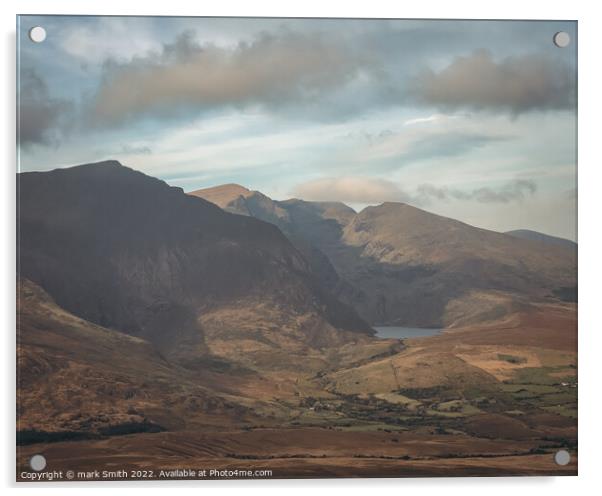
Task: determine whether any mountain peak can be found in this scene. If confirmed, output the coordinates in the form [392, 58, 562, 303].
[91, 159, 124, 167]
[188, 183, 254, 209]
[190, 183, 250, 194]
[68, 159, 126, 171]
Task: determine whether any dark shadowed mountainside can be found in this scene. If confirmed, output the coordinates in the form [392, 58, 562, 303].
[191, 186, 576, 328]
[18, 161, 372, 367]
[189, 185, 361, 303]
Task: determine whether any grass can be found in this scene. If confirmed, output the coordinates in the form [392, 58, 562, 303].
[374, 392, 421, 408]
[334, 423, 407, 432]
[98, 421, 165, 436]
[425, 409, 466, 418]
[500, 384, 558, 394]
[429, 400, 481, 417]
[542, 405, 577, 419]
[497, 365, 577, 418]
[497, 354, 527, 364]
[541, 391, 578, 404]
[397, 386, 449, 400]
[512, 366, 575, 386]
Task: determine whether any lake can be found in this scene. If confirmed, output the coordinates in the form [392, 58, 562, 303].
[373, 326, 443, 340]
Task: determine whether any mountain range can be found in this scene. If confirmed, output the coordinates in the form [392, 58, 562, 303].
[190, 184, 577, 328]
[16, 161, 578, 477]
[18, 162, 372, 368]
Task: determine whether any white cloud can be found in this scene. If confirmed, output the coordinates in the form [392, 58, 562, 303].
[59, 18, 161, 64]
[292, 176, 408, 204]
[403, 114, 457, 126]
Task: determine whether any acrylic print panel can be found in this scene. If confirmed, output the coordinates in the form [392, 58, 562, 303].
[16, 16, 577, 481]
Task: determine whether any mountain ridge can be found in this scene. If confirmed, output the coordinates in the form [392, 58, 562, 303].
[18, 161, 373, 369]
[505, 229, 576, 250]
[191, 184, 576, 328]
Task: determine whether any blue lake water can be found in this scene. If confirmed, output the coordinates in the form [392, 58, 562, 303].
[373, 326, 443, 340]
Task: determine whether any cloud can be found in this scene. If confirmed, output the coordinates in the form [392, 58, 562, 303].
[410, 50, 574, 114]
[18, 69, 73, 147]
[417, 179, 537, 204]
[342, 129, 394, 147]
[117, 144, 153, 155]
[403, 114, 454, 126]
[355, 128, 510, 170]
[59, 18, 160, 64]
[292, 177, 409, 204]
[293, 177, 537, 206]
[91, 30, 373, 124]
[397, 131, 508, 164]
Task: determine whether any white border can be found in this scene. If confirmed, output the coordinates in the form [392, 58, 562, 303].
[2, 1, 601, 494]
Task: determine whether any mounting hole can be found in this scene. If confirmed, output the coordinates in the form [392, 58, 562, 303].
[29, 26, 46, 43]
[29, 454, 47, 471]
[554, 449, 571, 466]
[553, 31, 570, 48]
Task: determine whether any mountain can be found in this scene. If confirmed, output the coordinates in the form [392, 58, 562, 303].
[189, 183, 257, 211]
[17, 161, 372, 369]
[191, 186, 577, 328]
[505, 229, 577, 251]
[189, 186, 360, 302]
[339, 203, 576, 326]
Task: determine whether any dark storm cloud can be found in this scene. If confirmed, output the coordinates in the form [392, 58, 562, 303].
[409, 50, 574, 114]
[417, 179, 537, 204]
[18, 69, 73, 147]
[91, 30, 374, 124]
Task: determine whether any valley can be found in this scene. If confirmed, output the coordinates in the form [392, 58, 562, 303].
[17, 279, 577, 479]
[17, 162, 577, 479]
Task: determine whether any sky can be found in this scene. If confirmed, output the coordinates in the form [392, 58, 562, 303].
[17, 16, 577, 240]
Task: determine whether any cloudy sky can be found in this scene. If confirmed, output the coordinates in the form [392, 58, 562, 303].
[17, 16, 577, 240]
